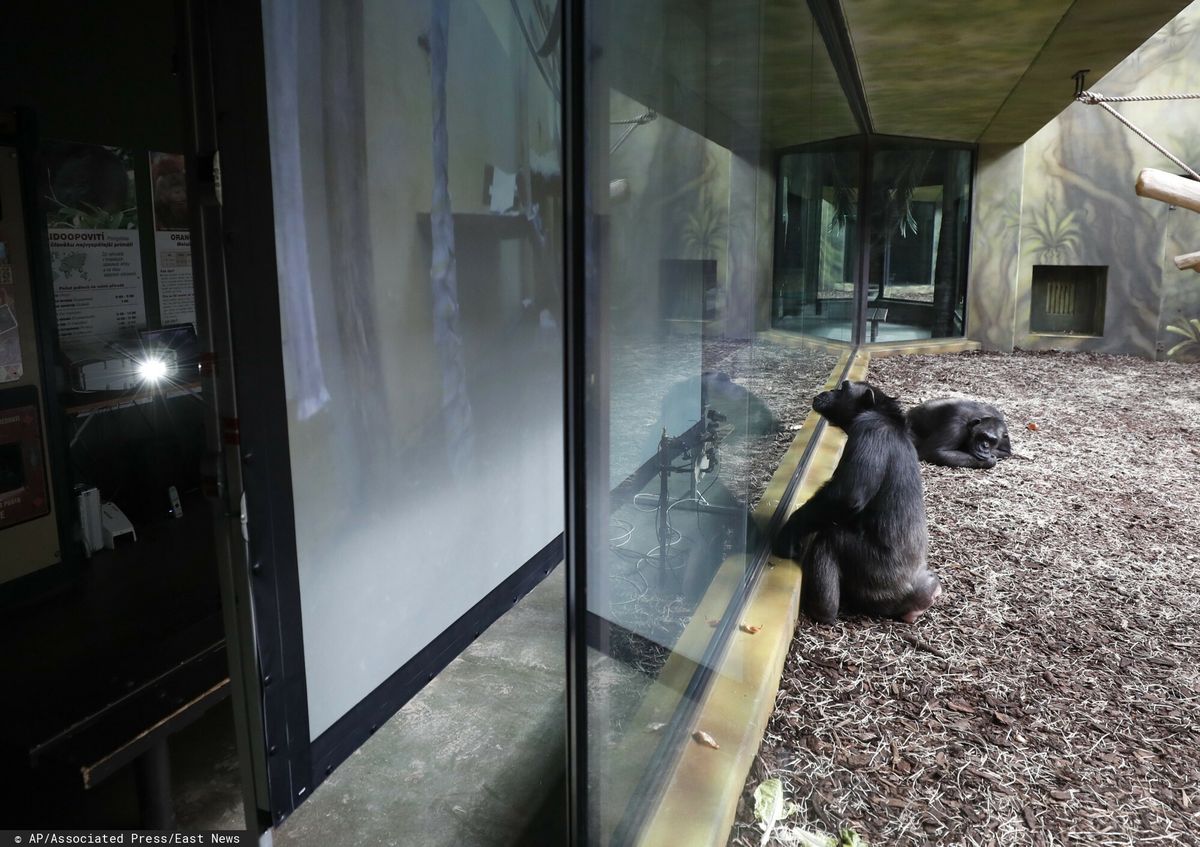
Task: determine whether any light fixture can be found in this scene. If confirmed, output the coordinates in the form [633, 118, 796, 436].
[138, 356, 170, 384]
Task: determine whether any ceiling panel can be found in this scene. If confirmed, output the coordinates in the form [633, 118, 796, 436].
[841, 0, 1191, 142]
[980, 0, 1193, 142]
[603, 0, 1191, 151]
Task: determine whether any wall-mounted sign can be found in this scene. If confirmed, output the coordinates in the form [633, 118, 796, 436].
[0, 385, 50, 530]
[150, 152, 196, 327]
[42, 141, 146, 341]
[0, 290, 20, 383]
[1, 228, 24, 384]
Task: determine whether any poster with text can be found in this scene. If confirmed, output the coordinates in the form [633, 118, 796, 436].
[150, 152, 195, 327]
[42, 141, 145, 342]
[0, 265, 21, 383]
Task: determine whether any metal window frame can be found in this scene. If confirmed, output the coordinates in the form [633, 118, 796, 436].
[562, 0, 589, 841]
[807, 0, 874, 135]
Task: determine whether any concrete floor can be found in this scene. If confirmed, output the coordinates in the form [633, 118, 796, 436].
[167, 564, 568, 844]
[273, 564, 567, 846]
[172, 703, 246, 830]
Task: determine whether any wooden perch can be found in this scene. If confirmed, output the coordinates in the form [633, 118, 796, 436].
[1136, 167, 1200, 214]
[1174, 250, 1200, 272]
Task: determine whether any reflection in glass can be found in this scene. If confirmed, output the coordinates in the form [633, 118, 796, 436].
[262, 0, 563, 739]
[867, 145, 972, 341]
[773, 141, 974, 343]
[584, 2, 845, 841]
[773, 144, 862, 341]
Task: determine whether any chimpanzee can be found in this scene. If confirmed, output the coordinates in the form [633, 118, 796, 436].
[907, 398, 1012, 469]
[773, 380, 940, 624]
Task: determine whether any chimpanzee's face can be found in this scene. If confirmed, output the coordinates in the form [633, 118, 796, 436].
[812, 380, 875, 430]
[968, 417, 1005, 461]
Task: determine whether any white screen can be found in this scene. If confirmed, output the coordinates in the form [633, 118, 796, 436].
[262, 0, 564, 738]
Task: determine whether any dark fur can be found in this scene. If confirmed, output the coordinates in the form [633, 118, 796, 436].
[907, 398, 1012, 469]
[773, 380, 939, 624]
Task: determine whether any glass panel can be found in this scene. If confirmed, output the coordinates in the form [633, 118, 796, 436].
[261, 0, 563, 739]
[866, 144, 972, 341]
[583, 1, 846, 841]
[773, 143, 862, 341]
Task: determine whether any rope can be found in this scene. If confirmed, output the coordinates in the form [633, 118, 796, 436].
[1079, 91, 1200, 103]
[609, 111, 658, 155]
[610, 111, 658, 126]
[1077, 90, 1200, 182]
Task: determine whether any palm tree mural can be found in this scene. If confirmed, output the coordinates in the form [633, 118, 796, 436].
[680, 186, 729, 259]
[1165, 317, 1200, 361]
[1023, 206, 1084, 263]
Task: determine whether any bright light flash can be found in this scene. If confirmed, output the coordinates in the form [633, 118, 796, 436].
[139, 357, 170, 383]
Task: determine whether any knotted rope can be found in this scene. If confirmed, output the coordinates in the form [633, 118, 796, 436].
[1077, 89, 1200, 182]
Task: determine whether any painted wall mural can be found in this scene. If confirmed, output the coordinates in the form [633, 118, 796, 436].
[968, 0, 1200, 361]
[966, 144, 1024, 353]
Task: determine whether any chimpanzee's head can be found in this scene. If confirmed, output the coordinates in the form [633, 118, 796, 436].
[812, 380, 893, 431]
[966, 417, 1006, 462]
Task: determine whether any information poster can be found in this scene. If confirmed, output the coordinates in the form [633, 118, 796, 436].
[0, 245, 20, 383]
[0, 388, 50, 529]
[0, 301, 20, 383]
[150, 152, 195, 326]
[42, 141, 145, 341]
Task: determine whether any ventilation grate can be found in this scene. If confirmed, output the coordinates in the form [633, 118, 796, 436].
[1044, 280, 1076, 316]
[1030, 266, 1107, 335]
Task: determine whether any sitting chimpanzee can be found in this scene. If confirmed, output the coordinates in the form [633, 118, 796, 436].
[773, 380, 940, 624]
[906, 398, 1012, 469]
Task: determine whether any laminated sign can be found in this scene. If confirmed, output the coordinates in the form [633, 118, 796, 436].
[150, 152, 196, 327]
[43, 141, 146, 341]
[0, 386, 50, 530]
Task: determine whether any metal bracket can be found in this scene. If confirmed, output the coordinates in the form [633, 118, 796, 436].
[1073, 69, 1090, 99]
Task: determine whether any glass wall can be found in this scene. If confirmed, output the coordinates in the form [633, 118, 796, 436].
[261, 0, 563, 740]
[773, 139, 973, 343]
[866, 142, 973, 341]
[581, 1, 848, 841]
[773, 141, 863, 340]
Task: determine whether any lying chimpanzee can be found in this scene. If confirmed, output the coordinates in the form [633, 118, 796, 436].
[773, 380, 941, 624]
[907, 398, 1012, 469]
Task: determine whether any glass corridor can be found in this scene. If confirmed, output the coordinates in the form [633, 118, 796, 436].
[774, 138, 974, 344]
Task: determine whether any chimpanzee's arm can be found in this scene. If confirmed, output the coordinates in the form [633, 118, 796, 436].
[919, 443, 997, 468]
[915, 412, 997, 468]
[772, 427, 887, 557]
[996, 430, 1013, 458]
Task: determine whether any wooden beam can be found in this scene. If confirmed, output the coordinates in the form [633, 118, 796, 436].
[1136, 168, 1200, 214]
[1174, 250, 1200, 273]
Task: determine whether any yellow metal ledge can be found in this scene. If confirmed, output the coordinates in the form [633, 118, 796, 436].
[758, 328, 854, 355]
[866, 337, 981, 358]
[635, 349, 872, 847]
[757, 330, 978, 360]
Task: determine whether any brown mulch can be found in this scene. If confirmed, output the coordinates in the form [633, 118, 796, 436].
[729, 350, 1200, 846]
